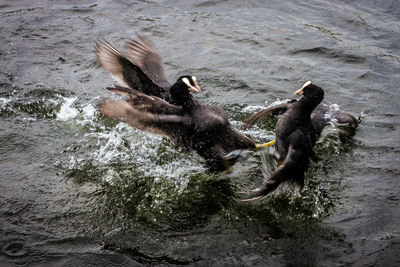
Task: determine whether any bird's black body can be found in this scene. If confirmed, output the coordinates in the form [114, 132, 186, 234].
[242, 82, 325, 201]
[99, 84, 255, 172]
[96, 35, 255, 171]
[275, 83, 324, 163]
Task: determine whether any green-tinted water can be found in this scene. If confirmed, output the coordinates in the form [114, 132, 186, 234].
[1, 0, 399, 265]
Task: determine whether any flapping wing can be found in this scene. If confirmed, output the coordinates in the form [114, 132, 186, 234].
[106, 85, 183, 115]
[95, 40, 164, 96]
[313, 104, 358, 126]
[98, 99, 191, 144]
[125, 34, 170, 88]
[243, 103, 292, 128]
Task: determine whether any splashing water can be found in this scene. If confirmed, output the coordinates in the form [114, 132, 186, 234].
[56, 97, 78, 121]
[54, 96, 205, 197]
[51, 95, 355, 237]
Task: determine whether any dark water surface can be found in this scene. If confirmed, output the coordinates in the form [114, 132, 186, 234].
[1, 0, 399, 266]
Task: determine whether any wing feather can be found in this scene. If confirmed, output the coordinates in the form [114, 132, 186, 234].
[106, 85, 183, 115]
[243, 103, 292, 128]
[95, 40, 163, 96]
[125, 34, 170, 88]
[98, 99, 190, 144]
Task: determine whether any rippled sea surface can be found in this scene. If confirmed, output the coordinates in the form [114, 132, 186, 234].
[1, 0, 399, 266]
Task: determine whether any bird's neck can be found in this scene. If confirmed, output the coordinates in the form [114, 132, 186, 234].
[296, 97, 321, 115]
[170, 82, 199, 111]
[181, 96, 197, 111]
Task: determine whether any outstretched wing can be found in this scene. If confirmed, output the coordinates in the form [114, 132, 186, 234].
[125, 34, 170, 88]
[243, 103, 292, 128]
[106, 85, 183, 115]
[239, 129, 310, 201]
[98, 99, 191, 146]
[311, 104, 359, 135]
[95, 40, 164, 97]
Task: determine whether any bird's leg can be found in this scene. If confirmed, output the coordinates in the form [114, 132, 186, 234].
[255, 140, 276, 149]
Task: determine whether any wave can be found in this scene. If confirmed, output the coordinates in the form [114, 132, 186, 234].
[291, 46, 367, 64]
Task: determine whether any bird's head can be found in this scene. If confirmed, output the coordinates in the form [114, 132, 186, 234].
[177, 75, 201, 93]
[170, 76, 201, 107]
[293, 81, 324, 106]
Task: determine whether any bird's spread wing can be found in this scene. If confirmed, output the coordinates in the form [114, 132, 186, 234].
[98, 99, 190, 144]
[239, 129, 310, 201]
[95, 40, 164, 96]
[243, 103, 292, 128]
[125, 34, 170, 88]
[106, 85, 183, 115]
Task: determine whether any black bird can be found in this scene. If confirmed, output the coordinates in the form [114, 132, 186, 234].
[98, 80, 256, 172]
[95, 35, 257, 171]
[241, 81, 325, 201]
[244, 99, 358, 136]
[95, 35, 201, 105]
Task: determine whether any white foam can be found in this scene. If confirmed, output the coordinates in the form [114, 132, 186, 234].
[242, 98, 293, 114]
[56, 97, 78, 121]
[230, 119, 274, 142]
[268, 98, 293, 107]
[82, 103, 96, 118]
[65, 117, 202, 190]
[59, 99, 280, 191]
[0, 97, 11, 107]
[241, 105, 265, 113]
[324, 104, 341, 125]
